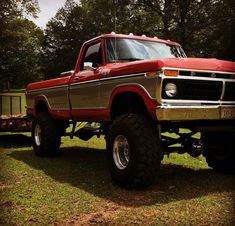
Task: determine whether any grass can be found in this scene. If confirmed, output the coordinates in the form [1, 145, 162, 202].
[0, 133, 234, 226]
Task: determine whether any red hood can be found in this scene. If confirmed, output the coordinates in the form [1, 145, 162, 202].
[157, 58, 235, 72]
[107, 58, 235, 76]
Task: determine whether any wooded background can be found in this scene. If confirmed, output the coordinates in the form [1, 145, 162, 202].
[1, 0, 235, 89]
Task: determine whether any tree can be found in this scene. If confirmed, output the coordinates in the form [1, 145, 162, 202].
[0, 0, 42, 89]
[43, 0, 160, 78]
[43, 0, 235, 79]
[204, 0, 235, 61]
[43, 0, 86, 78]
[137, 0, 235, 60]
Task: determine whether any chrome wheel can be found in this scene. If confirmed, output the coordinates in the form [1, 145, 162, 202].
[113, 135, 130, 170]
[34, 124, 41, 146]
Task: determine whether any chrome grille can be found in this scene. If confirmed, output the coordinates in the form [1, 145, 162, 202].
[179, 70, 235, 79]
[162, 79, 223, 101]
[223, 82, 235, 101]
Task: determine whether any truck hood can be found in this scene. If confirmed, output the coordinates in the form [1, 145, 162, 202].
[108, 58, 235, 76]
[156, 58, 235, 72]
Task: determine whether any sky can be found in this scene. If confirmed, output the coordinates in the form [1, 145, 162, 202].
[32, 0, 80, 28]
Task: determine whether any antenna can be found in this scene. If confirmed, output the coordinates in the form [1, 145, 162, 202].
[114, 0, 117, 33]
[114, 0, 117, 61]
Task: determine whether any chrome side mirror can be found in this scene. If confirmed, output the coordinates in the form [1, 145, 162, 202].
[60, 70, 74, 77]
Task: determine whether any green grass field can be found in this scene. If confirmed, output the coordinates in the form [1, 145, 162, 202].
[0, 134, 234, 226]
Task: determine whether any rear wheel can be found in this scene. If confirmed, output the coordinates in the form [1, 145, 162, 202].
[203, 132, 235, 173]
[32, 112, 61, 157]
[106, 114, 162, 188]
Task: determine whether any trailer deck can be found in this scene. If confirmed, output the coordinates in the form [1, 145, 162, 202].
[0, 94, 31, 132]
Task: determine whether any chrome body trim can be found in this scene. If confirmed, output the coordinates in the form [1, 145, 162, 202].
[160, 74, 235, 82]
[27, 72, 157, 113]
[26, 86, 70, 111]
[220, 81, 226, 100]
[70, 73, 157, 111]
[161, 67, 235, 75]
[111, 83, 156, 100]
[156, 105, 235, 121]
[27, 84, 69, 93]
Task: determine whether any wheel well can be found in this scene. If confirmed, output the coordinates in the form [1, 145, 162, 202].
[111, 92, 151, 119]
[35, 100, 48, 114]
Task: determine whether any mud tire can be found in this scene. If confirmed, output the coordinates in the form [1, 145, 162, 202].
[32, 112, 61, 157]
[106, 114, 162, 188]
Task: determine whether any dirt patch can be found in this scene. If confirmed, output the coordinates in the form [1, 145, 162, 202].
[0, 182, 13, 190]
[54, 202, 124, 226]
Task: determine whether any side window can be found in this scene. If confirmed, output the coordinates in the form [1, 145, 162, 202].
[82, 42, 102, 70]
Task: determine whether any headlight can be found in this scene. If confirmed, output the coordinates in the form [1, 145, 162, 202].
[165, 82, 177, 98]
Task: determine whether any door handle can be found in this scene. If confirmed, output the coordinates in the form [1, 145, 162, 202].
[74, 76, 82, 81]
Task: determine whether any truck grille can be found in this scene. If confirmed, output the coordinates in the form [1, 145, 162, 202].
[223, 82, 235, 101]
[162, 79, 223, 101]
[179, 70, 235, 79]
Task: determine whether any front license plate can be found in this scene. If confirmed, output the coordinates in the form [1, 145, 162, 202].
[221, 108, 235, 119]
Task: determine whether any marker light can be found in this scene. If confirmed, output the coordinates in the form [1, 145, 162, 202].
[163, 70, 179, 77]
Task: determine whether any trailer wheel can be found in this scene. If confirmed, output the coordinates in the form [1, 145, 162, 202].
[32, 112, 61, 157]
[203, 132, 235, 173]
[106, 114, 162, 188]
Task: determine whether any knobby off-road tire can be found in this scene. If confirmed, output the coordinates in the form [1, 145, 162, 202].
[32, 112, 61, 157]
[203, 132, 235, 173]
[106, 114, 162, 188]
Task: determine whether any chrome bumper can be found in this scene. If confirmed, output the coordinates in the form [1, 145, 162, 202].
[156, 105, 235, 121]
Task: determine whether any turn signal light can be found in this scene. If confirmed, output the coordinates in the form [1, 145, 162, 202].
[163, 70, 179, 77]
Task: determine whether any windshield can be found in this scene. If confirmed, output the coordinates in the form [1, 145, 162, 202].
[105, 38, 186, 63]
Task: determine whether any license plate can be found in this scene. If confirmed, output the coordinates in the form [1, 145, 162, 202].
[221, 108, 235, 119]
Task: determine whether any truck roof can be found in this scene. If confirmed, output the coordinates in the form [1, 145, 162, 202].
[84, 33, 180, 46]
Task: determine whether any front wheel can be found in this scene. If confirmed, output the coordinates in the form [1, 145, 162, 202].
[106, 114, 162, 188]
[203, 132, 235, 173]
[32, 112, 61, 157]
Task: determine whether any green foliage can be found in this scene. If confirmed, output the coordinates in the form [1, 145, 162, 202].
[42, 0, 235, 79]
[0, 0, 42, 89]
[42, 0, 160, 78]
[1, 0, 234, 85]
[137, 0, 235, 59]
[43, 0, 85, 78]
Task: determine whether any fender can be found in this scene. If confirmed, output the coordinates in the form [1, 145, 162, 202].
[34, 95, 70, 120]
[108, 84, 158, 120]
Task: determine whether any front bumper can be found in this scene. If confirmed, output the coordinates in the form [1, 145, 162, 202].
[156, 105, 235, 121]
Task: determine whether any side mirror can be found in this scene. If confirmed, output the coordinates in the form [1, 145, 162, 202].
[60, 70, 74, 77]
[84, 62, 96, 70]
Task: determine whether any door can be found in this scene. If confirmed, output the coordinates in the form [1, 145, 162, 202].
[69, 41, 103, 120]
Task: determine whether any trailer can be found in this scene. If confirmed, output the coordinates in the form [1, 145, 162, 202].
[0, 94, 31, 132]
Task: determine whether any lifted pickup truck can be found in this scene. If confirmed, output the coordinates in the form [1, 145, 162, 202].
[26, 33, 235, 188]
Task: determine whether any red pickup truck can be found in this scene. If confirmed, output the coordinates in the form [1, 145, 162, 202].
[26, 33, 235, 188]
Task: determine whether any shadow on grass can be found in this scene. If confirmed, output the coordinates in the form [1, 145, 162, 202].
[8, 145, 235, 208]
[0, 134, 31, 148]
